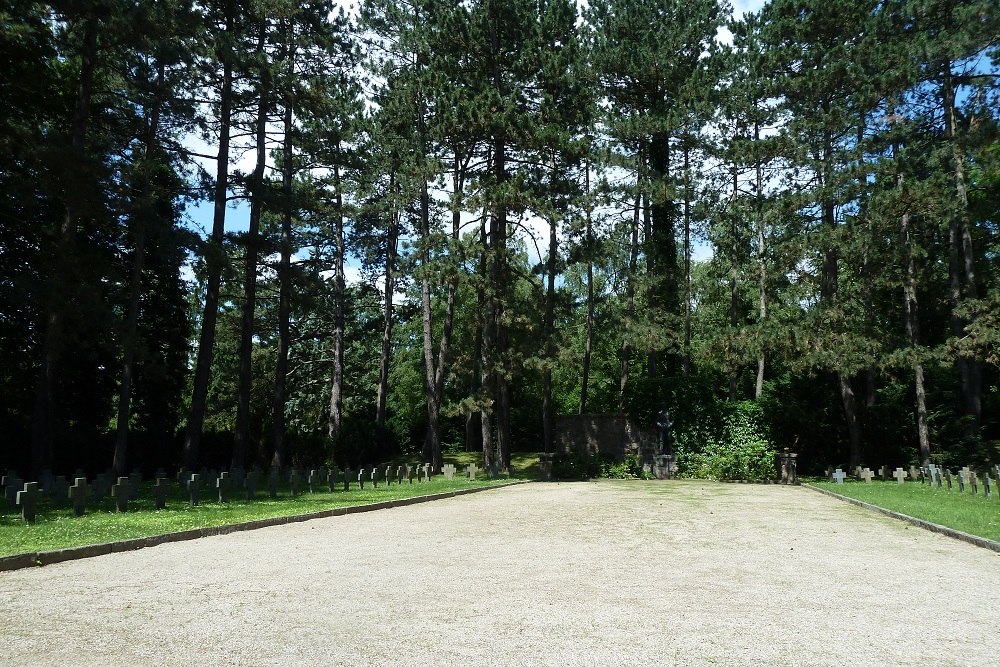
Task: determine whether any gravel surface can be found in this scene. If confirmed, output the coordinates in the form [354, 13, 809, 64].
[2, 480, 999, 666]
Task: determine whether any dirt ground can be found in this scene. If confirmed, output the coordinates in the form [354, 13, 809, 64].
[1, 480, 998, 666]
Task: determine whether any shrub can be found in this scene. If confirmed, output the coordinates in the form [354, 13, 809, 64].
[680, 401, 777, 481]
[601, 453, 652, 480]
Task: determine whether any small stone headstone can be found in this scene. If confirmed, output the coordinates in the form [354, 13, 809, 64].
[187, 474, 201, 506]
[5, 475, 25, 505]
[945, 469, 953, 491]
[217, 471, 231, 502]
[424, 463, 433, 480]
[343, 467, 351, 491]
[467, 464, 479, 480]
[909, 466, 921, 481]
[385, 466, 394, 485]
[153, 478, 169, 509]
[245, 469, 261, 499]
[92, 473, 110, 502]
[128, 471, 142, 500]
[970, 472, 979, 496]
[893, 468, 907, 484]
[370, 468, 379, 488]
[407, 465, 415, 484]
[832, 469, 847, 484]
[442, 464, 456, 481]
[329, 467, 340, 492]
[957, 470, 966, 493]
[984, 474, 992, 499]
[936, 468, 943, 488]
[357, 468, 366, 490]
[112, 477, 130, 512]
[16, 482, 40, 523]
[397, 466, 406, 484]
[50, 475, 68, 506]
[308, 469, 319, 493]
[68, 477, 90, 516]
[853, 466, 863, 479]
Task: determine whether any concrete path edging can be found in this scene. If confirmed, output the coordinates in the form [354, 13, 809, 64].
[804, 483, 1000, 554]
[0, 480, 528, 572]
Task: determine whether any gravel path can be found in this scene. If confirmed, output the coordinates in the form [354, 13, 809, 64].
[2, 480, 998, 666]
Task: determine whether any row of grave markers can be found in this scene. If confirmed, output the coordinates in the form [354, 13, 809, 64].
[829, 464, 1000, 498]
[3, 461, 487, 524]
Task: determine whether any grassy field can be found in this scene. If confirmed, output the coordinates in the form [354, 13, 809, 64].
[811, 479, 1000, 543]
[0, 451, 542, 558]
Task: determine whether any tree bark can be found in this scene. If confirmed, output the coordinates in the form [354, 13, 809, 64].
[376, 195, 398, 433]
[271, 27, 295, 470]
[618, 181, 641, 411]
[113, 61, 165, 477]
[32, 14, 98, 476]
[579, 159, 593, 415]
[327, 158, 346, 449]
[234, 22, 269, 470]
[754, 121, 766, 400]
[683, 141, 692, 378]
[543, 183, 558, 451]
[183, 28, 234, 472]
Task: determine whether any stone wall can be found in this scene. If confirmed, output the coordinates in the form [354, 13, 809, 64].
[554, 414, 650, 461]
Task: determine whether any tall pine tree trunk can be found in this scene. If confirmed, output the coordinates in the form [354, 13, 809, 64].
[943, 59, 981, 440]
[579, 160, 593, 415]
[113, 62, 165, 477]
[234, 24, 269, 469]
[618, 183, 641, 411]
[327, 158, 346, 449]
[419, 179, 443, 470]
[271, 36, 295, 470]
[899, 171, 930, 464]
[754, 121, 766, 400]
[32, 15, 98, 475]
[543, 205, 558, 451]
[682, 141, 692, 377]
[184, 35, 233, 471]
[376, 198, 398, 433]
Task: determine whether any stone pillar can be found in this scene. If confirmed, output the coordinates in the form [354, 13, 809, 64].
[777, 449, 798, 484]
[652, 455, 676, 480]
[539, 453, 555, 482]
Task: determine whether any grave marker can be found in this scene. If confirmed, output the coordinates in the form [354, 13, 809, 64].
[957, 470, 966, 493]
[5, 475, 24, 505]
[16, 482, 39, 523]
[343, 467, 351, 491]
[357, 469, 366, 490]
[909, 466, 921, 481]
[467, 463, 479, 480]
[397, 466, 406, 485]
[153, 478, 169, 509]
[859, 468, 875, 484]
[970, 472, 979, 496]
[442, 464, 456, 481]
[385, 466, 394, 485]
[945, 469, 953, 491]
[832, 469, 847, 484]
[92, 473, 110, 501]
[187, 473, 201, 506]
[217, 471, 231, 502]
[893, 468, 907, 485]
[329, 467, 340, 493]
[289, 469, 302, 497]
[984, 474, 992, 499]
[371, 468, 379, 488]
[68, 477, 90, 516]
[408, 465, 415, 484]
[112, 477, 130, 512]
[308, 469, 319, 494]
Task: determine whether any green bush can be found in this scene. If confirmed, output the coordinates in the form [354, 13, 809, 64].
[601, 453, 652, 480]
[680, 401, 777, 481]
[551, 452, 603, 480]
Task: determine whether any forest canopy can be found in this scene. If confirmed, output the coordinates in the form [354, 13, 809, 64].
[1, 0, 998, 477]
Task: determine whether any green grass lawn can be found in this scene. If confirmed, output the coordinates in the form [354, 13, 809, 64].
[812, 479, 1000, 543]
[0, 455, 543, 559]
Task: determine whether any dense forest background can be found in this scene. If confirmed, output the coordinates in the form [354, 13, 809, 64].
[1, 0, 998, 478]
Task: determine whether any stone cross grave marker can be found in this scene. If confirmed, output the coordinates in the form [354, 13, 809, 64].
[467, 463, 479, 480]
[442, 464, 456, 480]
[371, 468, 379, 488]
[16, 482, 39, 523]
[68, 477, 89, 516]
[112, 477, 130, 512]
[832, 469, 847, 484]
[984, 474, 992, 499]
[385, 466, 394, 485]
[994, 465, 1000, 483]
[944, 469, 953, 491]
[936, 468, 943, 487]
[397, 466, 406, 485]
[217, 471, 231, 502]
[957, 470, 966, 493]
[853, 466, 863, 479]
[909, 466, 922, 482]
[187, 473, 201, 506]
[153, 478, 169, 509]
[289, 469, 302, 497]
[308, 469, 319, 494]
[343, 467, 351, 491]
[860, 468, 875, 483]
[424, 463, 433, 480]
[893, 468, 907, 484]
[357, 468, 366, 490]
[329, 467, 340, 493]
[970, 471, 979, 496]
[408, 465, 415, 484]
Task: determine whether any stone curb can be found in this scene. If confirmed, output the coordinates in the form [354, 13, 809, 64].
[0, 480, 528, 573]
[803, 484, 1000, 554]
